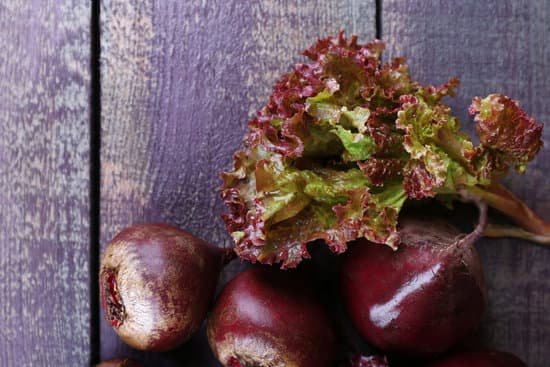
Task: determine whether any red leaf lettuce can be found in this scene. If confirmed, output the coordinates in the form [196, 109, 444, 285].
[221, 33, 546, 268]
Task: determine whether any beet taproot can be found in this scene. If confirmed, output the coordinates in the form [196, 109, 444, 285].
[341, 202, 488, 357]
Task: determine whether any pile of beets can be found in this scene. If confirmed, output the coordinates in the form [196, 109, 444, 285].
[97, 202, 527, 367]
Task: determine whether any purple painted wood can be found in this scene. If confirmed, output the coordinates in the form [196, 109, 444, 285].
[383, 1, 550, 366]
[99, 0, 375, 365]
[0, 1, 91, 365]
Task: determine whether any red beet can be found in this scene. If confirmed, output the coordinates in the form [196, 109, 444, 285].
[96, 358, 143, 367]
[207, 267, 337, 367]
[100, 223, 230, 351]
[426, 349, 527, 367]
[340, 204, 488, 357]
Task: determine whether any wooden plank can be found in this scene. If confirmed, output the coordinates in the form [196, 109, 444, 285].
[0, 1, 91, 365]
[383, 1, 550, 365]
[99, 0, 375, 364]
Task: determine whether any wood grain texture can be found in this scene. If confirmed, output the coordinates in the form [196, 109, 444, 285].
[0, 1, 91, 366]
[99, 0, 375, 365]
[383, 1, 550, 365]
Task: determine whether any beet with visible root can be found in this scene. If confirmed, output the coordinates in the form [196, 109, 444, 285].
[95, 358, 143, 367]
[426, 349, 527, 367]
[340, 203, 488, 358]
[207, 267, 337, 367]
[100, 223, 230, 351]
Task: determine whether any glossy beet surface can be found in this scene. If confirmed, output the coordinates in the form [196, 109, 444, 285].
[341, 213, 487, 357]
[207, 267, 337, 367]
[100, 223, 226, 351]
[426, 349, 527, 367]
[96, 358, 143, 367]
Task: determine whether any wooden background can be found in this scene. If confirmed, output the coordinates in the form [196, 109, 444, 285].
[0, 0, 548, 366]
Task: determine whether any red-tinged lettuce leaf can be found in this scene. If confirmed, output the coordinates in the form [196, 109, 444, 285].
[222, 150, 405, 267]
[254, 182, 406, 267]
[304, 32, 384, 63]
[223, 146, 375, 267]
[332, 125, 377, 161]
[264, 62, 324, 118]
[365, 114, 405, 157]
[358, 158, 403, 186]
[221, 33, 547, 267]
[469, 93, 543, 174]
[305, 90, 400, 163]
[402, 160, 440, 199]
[304, 90, 379, 162]
[304, 33, 386, 110]
[342, 106, 371, 132]
[305, 89, 342, 123]
[395, 96, 451, 197]
[420, 77, 460, 104]
[332, 183, 406, 249]
[246, 114, 305, 158]
[439, 159, 479, 194]
[369, 57, 416, 103]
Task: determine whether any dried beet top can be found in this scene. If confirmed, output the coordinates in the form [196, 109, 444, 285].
[221, 33, 544, 268]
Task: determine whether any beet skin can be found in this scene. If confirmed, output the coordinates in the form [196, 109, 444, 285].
[95, 358, 143, 367]
[100, 223, 227, 351]
[341, 214, 487, 358]
[207, 267, 337, 367]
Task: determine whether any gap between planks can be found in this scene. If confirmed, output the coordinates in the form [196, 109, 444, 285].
[376, 0, 382, 39]
[90, 0, 101, 364]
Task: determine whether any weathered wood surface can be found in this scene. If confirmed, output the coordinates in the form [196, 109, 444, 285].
[0, 1, 91, 366]
[99, 0, 375, 365]
[384, 1, 550, 366]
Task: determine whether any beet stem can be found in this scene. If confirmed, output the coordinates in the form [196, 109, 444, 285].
[457, 189, 488, 248]
[484, 223, 550, 245]
[467, 182, 550, 242]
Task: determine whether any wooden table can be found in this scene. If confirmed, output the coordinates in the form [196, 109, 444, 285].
[1, 1, 548, 366]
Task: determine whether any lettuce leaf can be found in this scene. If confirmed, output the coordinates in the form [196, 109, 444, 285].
[221, 33, 545, 267]
[469, 94, 543, 175]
